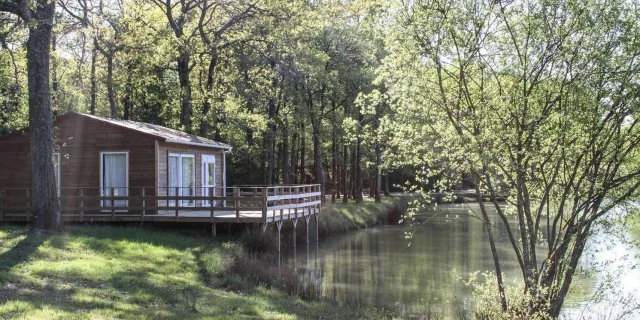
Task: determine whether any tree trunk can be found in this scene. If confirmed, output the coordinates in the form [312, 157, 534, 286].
[290, 132, 298, 184]
[355, 134, 363, 203]
[282, 126, 289, 184]
[369, 176, 375, 198]
[262, 134, 268, 184]
[300, 123, 306, 184]
[312, 120, 324, 203]
[476, 186, 507, 311]
[177, 54, 192, 133]
[375, 140, 382, 203]
[26, 2, 61, 230]
[90, 38, 97, 115]
[51, 31, 58, 109]
[342, 143, 348, 203]
[265, 61, 278, 185]
[122, 62, 133, 120]
[350, 145, 357, 200]
[331, 126, 337, 203]
[106, 55, 117, 118]
[383, 173, 390, 196]
[199, 54, 217, 136]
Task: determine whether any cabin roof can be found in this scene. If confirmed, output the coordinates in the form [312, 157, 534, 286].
[69, 112, 232, 150]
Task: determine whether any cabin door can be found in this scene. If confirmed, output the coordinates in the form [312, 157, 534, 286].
[100, 152, 128, 208]
[202, 155, 216, 206]
[168, 154, 195, 207]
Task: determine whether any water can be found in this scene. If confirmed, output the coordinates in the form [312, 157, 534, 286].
[278, 203, 640, 318]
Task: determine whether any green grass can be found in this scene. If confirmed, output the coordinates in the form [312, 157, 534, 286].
[0, 225, 381, 319]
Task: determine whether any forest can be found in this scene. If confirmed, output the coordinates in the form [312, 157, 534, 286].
[0, 0, 401, 205]
[1, 0, 640, 318]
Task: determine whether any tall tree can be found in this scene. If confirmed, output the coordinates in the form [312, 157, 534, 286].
[150, 0, 198, 132]
[385, 0, 640, 316]
[0, 0, 61, 230]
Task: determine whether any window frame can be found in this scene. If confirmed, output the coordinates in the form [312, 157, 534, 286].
[201, 154, 216, 206]
[99, 151, 130, 208]
[168, 153, 196, 207]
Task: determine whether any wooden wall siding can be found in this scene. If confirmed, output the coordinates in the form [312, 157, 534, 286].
[156, 141, 225, 207]
[0, 113, 158, 209]
[0, 131, 31, 189]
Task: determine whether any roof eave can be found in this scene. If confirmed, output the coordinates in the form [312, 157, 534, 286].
[165, 139, 233, 151]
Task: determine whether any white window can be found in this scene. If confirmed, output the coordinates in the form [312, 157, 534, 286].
[100, 151, 129, 207]
[168, 153, 195, 206]
[53, 153, 60, 196]
[202, 155, 216, 206]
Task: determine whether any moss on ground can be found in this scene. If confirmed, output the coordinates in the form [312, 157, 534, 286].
[0, 225, 384, 319]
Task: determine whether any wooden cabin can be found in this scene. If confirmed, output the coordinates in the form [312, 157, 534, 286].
[0, 112, 230, 210]
[0, 112, 322, 228]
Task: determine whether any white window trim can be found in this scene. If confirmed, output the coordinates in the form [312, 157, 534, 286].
[168, 153, 196, 207]
[100, 151, 129, 209]
[202, 155, 216, 206]
[53, 152, 61, 197]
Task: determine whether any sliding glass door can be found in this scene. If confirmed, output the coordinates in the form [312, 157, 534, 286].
[168, 154, 195, 206]
[101, 152, 128, 207]
[202, 155, 216, 206]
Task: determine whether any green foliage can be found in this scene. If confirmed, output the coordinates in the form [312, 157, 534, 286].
[380, 0, 640, 316]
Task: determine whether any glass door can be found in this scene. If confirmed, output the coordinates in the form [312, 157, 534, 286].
[168, 154, 195, 207]
[202, 155, 216, 206]
[101, 152, 128, 207]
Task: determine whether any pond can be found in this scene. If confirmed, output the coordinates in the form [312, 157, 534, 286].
[278, 203, 640, 319]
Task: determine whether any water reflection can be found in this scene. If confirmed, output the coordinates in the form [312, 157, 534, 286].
[276, 203, 640, 318]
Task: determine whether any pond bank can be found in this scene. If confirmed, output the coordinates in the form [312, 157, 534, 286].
[0, 198, 407, 319]
[268, 196, 407, 248]
[0, 225, 387, 319]
[318, 196, 406, 236]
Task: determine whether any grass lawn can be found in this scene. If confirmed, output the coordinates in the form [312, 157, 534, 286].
[0, 225, 381, 319]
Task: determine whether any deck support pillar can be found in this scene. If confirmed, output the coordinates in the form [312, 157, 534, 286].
[292, 218, 298, 248]
[276, 221, 283, 253]
[261, 222, 268, 233]
[304, 215, 310, 244]
[211, 223, 216, 237]
[314, 213, 319, 242]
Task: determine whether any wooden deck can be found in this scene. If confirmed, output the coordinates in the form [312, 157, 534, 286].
[0, 185, 322, 225]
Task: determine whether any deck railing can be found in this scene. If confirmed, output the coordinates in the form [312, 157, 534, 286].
[0, 184, 322, 224]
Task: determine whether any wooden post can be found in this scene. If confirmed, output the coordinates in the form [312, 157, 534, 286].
[276, 220, 283, 253]
[234, 187, 239, 222]
[314, 213, 319, 242]
[292, 218, 298, 248]
[209, 187, 214, 221]
[111, 187, 115, 221]
[279, 186, 283, 220]
[210, 187, 216, 237]
[175, 187, 179, 222]
[305, 215, 310, 244]
[79, 189, 84, 222]
[141, 188, 146, 223]
[262, 187, 268, 223]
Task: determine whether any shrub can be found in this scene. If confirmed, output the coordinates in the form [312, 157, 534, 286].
[239, 228, 278, 255]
